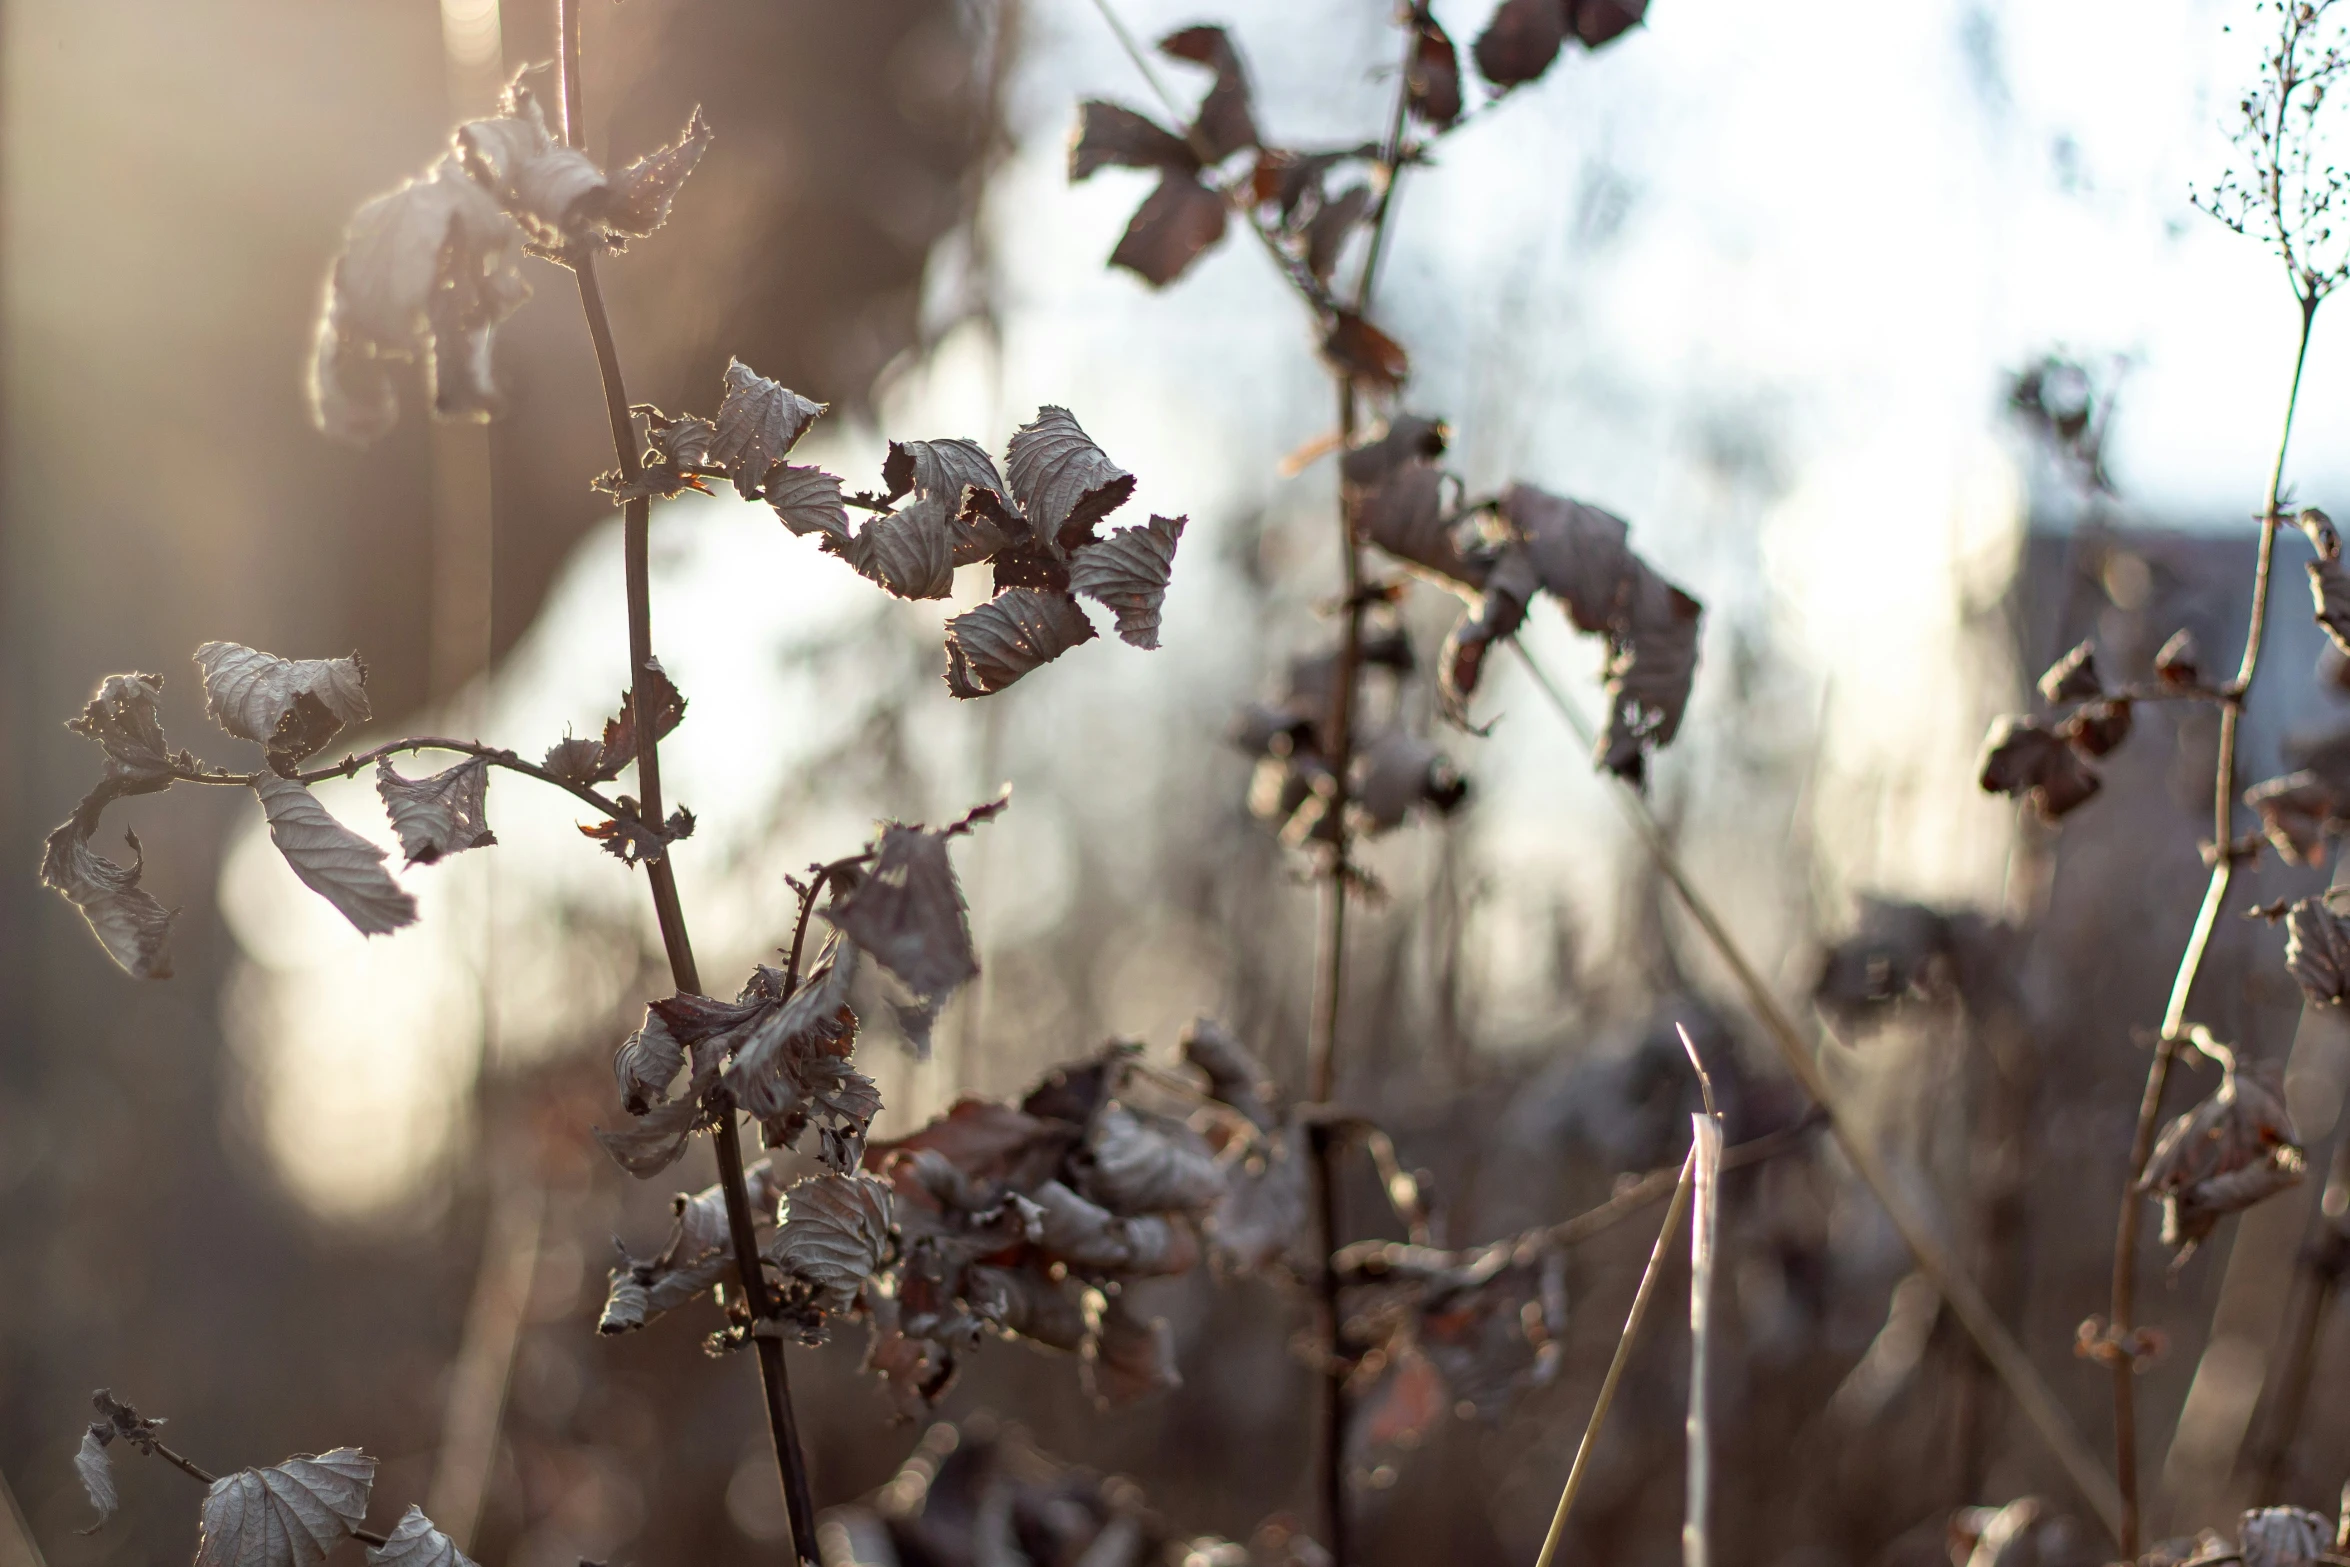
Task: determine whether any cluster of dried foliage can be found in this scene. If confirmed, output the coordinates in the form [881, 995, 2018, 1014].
[52, 0, 2350, 1565]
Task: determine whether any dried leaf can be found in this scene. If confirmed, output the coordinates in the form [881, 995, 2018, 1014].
[365, 1506, 479, 1567]
[612, 1008, 687, 1114]
[944, 588, 1100, 697]
[41, 822, 177, 979]
[265, 693, 346, 775]
[310, 155, 529, 444]
[75, 1427, 116, 1532]
[1110, 170, 1230, 288]
[2038, 640, 2103, 702]
[1006, 407, 1138, 555]
[195, 643, 371, 746]
[826, 824, 980, 1011]
[870, 1098, 1080, 1196]
[768, 1172, 896, 1313]
[252, 774, 417, 935]
[2240, 1508, 2333, 1567]
[1031, 1181, 1195, 1275]
[2285, 897, 2350, 1006]
[587, 664, 688, 784]
[2140, 1057, 2305, 1258]
[1475, 0, 1568, 88]
[845, 508, 955, 600]
[1067, 514, 1186, 648]
[890, 437, 1014, 566]
[2246, 770, 2346, 864]
[374, 757, 494, 866]
[597, 1267, 651, 1334]
[2156, 629, 2202, 684]
[454, 83, 606, 244]
[765, 465, 852, 544]
[1160, 25, 1259, 162]
[1320, 311, 1410, 392]
[1206, 1124, 1309, 1273]
[1077, 1106, 1226, 1215]
[1083, 1292, 1181, 1406]
[1438, 547, 1539, 715]
[2309, 555, 2350, 657]
[1978, 716, 2101, 821]
[2058, 698, 2132, 758]
[709, 358, 827, 499]
[1407, 9, 1464, 128]
[724, 938, 877, 1169]
[1181, 1017, 1279, 1132]
[195, 1450, 377, 1567]
[1304, 185, 1373, 281]
[1571, 0, 1647, 47]
[1071, 101, 1199, 180]
[1355, 728, 1468, 831]
[68, 672, 177, 795]
[604, 106, 711, 241]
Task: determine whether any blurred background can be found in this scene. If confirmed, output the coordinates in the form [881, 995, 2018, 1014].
[7, 0, 2350, 1564]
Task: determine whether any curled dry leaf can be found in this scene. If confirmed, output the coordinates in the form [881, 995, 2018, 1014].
[1182, 1015, 1279, 1132]
[1978, 716, 2101, 821]
[886, 437, 1011, 566]
[1083, 1291, 1182, 1407]
[945, 588, 1100, 698]
[2238, 1507, 2334, 1567]
[41, 825, 176, 980]
[846, 509, 956, 600]
[1407, 7, 1465, 129]
[1355, 728, 1469, 832]
[195, 1449, 377, 1567]
[2037, 640, 2103, 702]
[1068, 514, 1187, 648]
[966, 1263, 1090, 1351]
[365, 1506, 480, 1567]
[2244, 769, 2348, 865]
[75, 1427, 116, 1532]
[252, 774, 417, 935]
[2284, 896, 2350, 1006]
[1206, 1123, 1309, 1273]
[1112, 171, 1231, 288]
[1005, 406, 1138, 554]
[550, 664, 688, 788]
[310, 155, 528, 445]
[374, 757, 494, 866]
[769, 1172, 896, 1314]
[603, 105, 712, 243]
[195, 643, 371, 747]
[2310, 554, 2350, 658]
[454, 81, 606, 245]
[1321, 311, 1410, 392]
[1078, 1105, 1226, 1215]
[612, 1008, 686, 1114]
[709, 357, 827, 500]
[2059, 698, 2132, 758]
[826, 824, 981, 1027]
[764, 465, 852, 544]
[2139, 1057, 2306, 1258]
[1160, 25, 1260, 163]
[69, 672, 179, 795]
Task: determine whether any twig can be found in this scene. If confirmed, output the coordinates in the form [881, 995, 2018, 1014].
[2107, 283, 2319, 1554]
[554, 7, 819, 1559]
[1534, 1148, 1697, 1567]
[1680, 1026, 1723, 1567]
[1509, 638, 2129, 1541]
[169, 737, 643, 834]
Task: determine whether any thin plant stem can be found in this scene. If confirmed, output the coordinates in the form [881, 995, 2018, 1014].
[168, 737, 642, 830]
[1509, 639, 2129, 1540]
[555, 10, 818, 1560]
[1534, 1149, 1697, 1567]
[1681, 1027, 1723, 1567]
[2107, 284, 2318, 1555]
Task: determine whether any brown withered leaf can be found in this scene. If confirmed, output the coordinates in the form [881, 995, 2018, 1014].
[539, 735, 604, 788]
[1110, 171, 1230, 288]
[845, 508, 956, 600]
[2058, 698, 2132, 758]
[1067, 514, 1186, 648]
[374, 757, 494, 866]
[588, 663, 688, 784]
[69, 673, 178, 795]
[826, 823, 981, 1017]
[709, 358, 827, 499]
[1978, 716, 2101, 820]
[1304, 185, 1373, 281]
[1408, 8, 1465, 129]
[1440, 547, 1540, 715]
[252, 774, 417, 935]
[612, 1007, 687, 1114]
[1572, 0, 1648, 46]
[1005, 407, 1137, 554]
[195, 643, 372, 747]
[195, 1449, 377, 1567]
[765, 465, 851, 544]
[1206, 1124, 1309, 1273]
[2297, 505, 2341, 560]
[365, 1505, 479, 1567]
[1475, 0, 1568, 88]
[1355, 728, 1469, 831]
[2284, 896, 2350, 1006]
[2238, 1508, 2333, 1567]
[265, 693, 344, 775]
[1070, 101, 1199, 180]
[2156, 628, 2202, 685]
[768, 1173, 896, 1314]
[454, 82, 607, 245]
[2038, 640, 2103, 702]
[868, 1098, 1079, 1196]
[604, 105, 711, 242]
[1083, 1292, 1181, 1407]
[1321, 311, 1410, 392]
[42, 822, 177, 979]
[1160, 25, 1259, 162]
[965, 1263, 1089, 1351]
[1181, 1016, 1279, 1132]
[2243, 770, 2344, 864]
[944, 588, 1099, 697]
[310, 154, 529, 444]
[1077, 1106, 1226, 1215]
[2139, 1057, 2306, 1258]
[593, 1034, 721, 1178]
[888, 437, 1014, 566]
[2309, 555, 2350, 657]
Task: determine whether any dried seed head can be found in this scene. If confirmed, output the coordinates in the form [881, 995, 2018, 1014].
[2139, 1055, 2306, 1259]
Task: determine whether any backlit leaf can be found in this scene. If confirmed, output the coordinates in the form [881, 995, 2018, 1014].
[1070, 101, 1198, 180]
[944, 588, 1099, 697]
[826, 824, 979, 1011]
[765, 465, 851, 544]
[75, 1428, 115, 1532]
[1068, 514, 1186, 648]
[1006, 406, 1137, 554]
[769, 1172, 896, 1313]
[195, 643, 371, 746]
[374, 757, 494, 866]
[41, 821, 176, 979]
[604, 106, 712, 242]
[1160, 25, 1259, 163]
[194, 1449, 377, 1567]
[364, 1507, 478, 1567]
[1110, 171, 1230, 287]
[709, 358, 827, 499]
[252, 773, 417, 935]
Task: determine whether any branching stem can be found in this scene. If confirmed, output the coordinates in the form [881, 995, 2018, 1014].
[2106, 284, 2318, 1555]
[169, 737, 643, 833]
[555, 5, 818, 1559]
